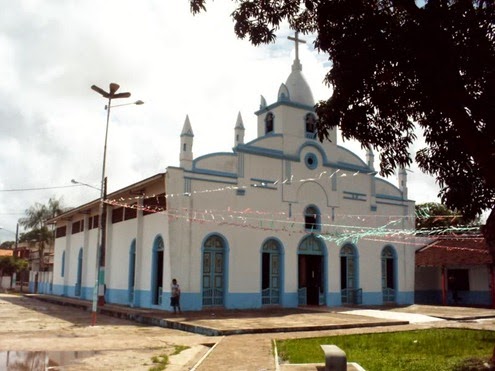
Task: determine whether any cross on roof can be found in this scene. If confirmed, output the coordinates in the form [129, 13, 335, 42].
[287, 31, 306, 61]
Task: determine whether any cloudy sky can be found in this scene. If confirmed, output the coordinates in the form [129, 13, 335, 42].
[0, 0, 440, 242]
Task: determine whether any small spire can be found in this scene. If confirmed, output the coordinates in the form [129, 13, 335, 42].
[235, 111, 245, 130]
[260, 95, 267, 109]
[366, 147, 375, 171]
[181, 115, 194, 136]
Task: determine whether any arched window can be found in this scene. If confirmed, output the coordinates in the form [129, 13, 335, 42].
[151, 236, 165, 306]
[202, 235, 225, 306]
[265, 112, 274, 134]
[61, 251, 65, 277]
[261, 239, 282, 305]
[304, 205, 320, 231]
[381, 246, 396, 303]
[305, 113, 317, 139]
[340, 244, 360, 304]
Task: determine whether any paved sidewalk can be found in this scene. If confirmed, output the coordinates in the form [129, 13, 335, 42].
[25, 294, 495, 370]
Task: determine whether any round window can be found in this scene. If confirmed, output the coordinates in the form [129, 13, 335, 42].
[304, 153, 318, 169]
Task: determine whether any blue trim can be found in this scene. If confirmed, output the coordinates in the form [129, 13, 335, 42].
[52, 284, 64, 296]
[254, 100, 315, 115]
[128, 239, 136, 305]
[343, 197, 367, 202]
[396, 291, 415, 305]
[225, 293, 262, 309]
[236, 144, 285, 160]
[244, 133, 283, 147]
[184, 176, 238, 185]
[282, 292, 299, 307]
[376, 200, 407, 207]
[376, 193, 404, 201]
[151, 235, 165, 306]
[260, 237, 285, 306]
[297, 142, 328, 163]
[381, 245, 398, 304]
[297, 235, 328, 306]
[343, 191, 366, 197]
[340, 243, 360, 301]
[189, 168, 238, 179]
[61, 251, 65, 277]
[237, 141, 373, 174]
[362, 291, 386, 305]
[76, 248, 83, 298]
[375, 178, 403, 196]
[416, 290, 492, 307]
[336, 145, 369, 168]
[304, 153, 318, 169]
[200, 233, 230, 308]
[326, 292, 341, 306]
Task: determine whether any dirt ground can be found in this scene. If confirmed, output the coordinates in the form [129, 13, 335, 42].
[0, 293, 217, 370]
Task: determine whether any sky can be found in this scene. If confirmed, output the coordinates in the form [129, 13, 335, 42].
[0, 0, 441, 243]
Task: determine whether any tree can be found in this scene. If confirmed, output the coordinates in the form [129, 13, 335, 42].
[189, 0, 495, 251]
[18, 197, 66, 271]
[0, 256, 28, 288]
[0, 241, 14, 249]
[415, 202, 477, 232]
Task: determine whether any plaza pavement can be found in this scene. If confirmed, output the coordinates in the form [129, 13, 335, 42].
[25, 294, 495, 370]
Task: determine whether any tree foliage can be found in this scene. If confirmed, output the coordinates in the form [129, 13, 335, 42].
[18, 197, 66, 270]
[0, 256, 28, 277]
[0, 241, 14, 249]
[415, 202, 475, 231]
[190, 0, 495, 248]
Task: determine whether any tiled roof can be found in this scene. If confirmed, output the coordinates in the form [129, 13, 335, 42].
[415, 235, 493, 267]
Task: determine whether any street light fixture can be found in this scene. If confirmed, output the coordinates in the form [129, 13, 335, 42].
[71, 179, 101, 191]
[90, 82, 142, 326]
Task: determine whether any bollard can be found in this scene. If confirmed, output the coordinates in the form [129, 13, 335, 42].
[320, 344, 347, 371]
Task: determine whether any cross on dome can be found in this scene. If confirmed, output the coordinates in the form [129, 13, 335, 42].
[287, 31, 306, 62]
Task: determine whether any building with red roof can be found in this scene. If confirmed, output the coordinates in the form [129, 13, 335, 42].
[415, 235, 494, 307]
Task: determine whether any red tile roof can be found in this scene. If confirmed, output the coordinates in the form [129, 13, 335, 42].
[416, 235, 493, 267]
[0, 249, 13, 257]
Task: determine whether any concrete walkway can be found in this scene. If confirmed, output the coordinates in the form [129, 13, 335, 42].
[28, 294, 495, 370]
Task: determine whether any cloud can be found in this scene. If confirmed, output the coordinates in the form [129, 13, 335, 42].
[0, 0, 441, 240]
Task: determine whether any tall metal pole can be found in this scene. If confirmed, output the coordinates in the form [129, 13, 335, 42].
[90, 83, 131, 326]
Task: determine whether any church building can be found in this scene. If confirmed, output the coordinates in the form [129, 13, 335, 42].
[47, 34, 417, 311]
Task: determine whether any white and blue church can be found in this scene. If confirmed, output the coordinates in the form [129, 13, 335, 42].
[47, 34, 417, 311]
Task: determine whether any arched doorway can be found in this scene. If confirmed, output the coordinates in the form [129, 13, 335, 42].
[128, 239, 136, 305]
[381, 245, 396, 303]
[202, 235, 225, 307]
[151, 236, 164, 306]
[75, 248, 83, 297]
[261, 239, 282, 305]
[298, 235, 325, 306]
[340, 244, 360, 304]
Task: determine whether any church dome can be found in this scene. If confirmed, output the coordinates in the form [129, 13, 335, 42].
[285, 65, 314, 106]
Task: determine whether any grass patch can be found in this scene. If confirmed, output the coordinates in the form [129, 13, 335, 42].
[149, 353, 169, 371]
[171, 345, 190, 355]
[148, 345, 190, 370]
[277, 328, 495, 370]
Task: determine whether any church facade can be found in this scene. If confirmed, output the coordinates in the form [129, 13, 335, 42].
[48, 36, 416, 311]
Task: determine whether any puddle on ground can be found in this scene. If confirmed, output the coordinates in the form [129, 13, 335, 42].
[0, 350, 98, 370]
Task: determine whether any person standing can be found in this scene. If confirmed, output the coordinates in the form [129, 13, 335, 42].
[170, 278, 181, 313]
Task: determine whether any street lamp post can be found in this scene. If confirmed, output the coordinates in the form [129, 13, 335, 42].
[90, 83, 141, 326]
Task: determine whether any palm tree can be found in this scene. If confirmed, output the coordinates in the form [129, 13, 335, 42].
[18, 197, 66, 271]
